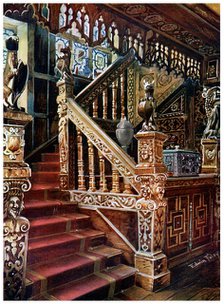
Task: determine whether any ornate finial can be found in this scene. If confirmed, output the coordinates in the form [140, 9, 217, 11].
[5, 34, 19, 51]
[202, 86, 220, 139]
[3, 35, 28, 111]
[138, 81, 157, 132]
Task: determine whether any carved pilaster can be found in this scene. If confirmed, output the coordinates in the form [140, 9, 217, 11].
[201, 138, 219, 174]
[134, 130, 170, 291]
[3, 120, 32, 300]
[57, 79, 74, 190]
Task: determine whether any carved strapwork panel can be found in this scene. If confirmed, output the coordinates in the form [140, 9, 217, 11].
[165, 195, 190, 258]
[192, 191, 211, 249]
[165, 183, 215, 264]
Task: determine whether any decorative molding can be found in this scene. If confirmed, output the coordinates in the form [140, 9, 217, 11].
[71, 190, 139, 210]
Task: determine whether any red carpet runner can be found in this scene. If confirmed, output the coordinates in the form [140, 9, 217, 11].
[23, 151, 136, 300]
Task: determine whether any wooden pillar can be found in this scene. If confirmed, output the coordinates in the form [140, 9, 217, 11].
[102, 89, 108, 120]
[134, 130, 170, 291]
[112, 80, 118, 120]
[88, 140, 96, 192]
[99, 152, 108, 192]
[111, 166, 120, 193]
[3, 113, 32, 300]
[77, 129, 86, 191]
[57, 79, 74, 190]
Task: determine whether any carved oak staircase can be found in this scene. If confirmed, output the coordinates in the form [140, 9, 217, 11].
[23, 48, 176, 299]
[23, 150, 137, 300]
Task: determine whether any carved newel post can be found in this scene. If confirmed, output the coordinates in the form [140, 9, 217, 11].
[55, 46, 75, 190]
[134, 82, 170, 291]
[3, 34, 32, 300]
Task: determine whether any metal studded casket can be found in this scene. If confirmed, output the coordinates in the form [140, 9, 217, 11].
[163, 149, 201, 177]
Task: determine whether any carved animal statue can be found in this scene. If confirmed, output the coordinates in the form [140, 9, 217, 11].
[4, 35, 28, 111]
[202, 87, 220, 139]
[138, 81, 157, 132]
[54, 46, 73, 80]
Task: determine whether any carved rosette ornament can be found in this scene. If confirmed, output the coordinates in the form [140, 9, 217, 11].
[3, 121, 32, 300]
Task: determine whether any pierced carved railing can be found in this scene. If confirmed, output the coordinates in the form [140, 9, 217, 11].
[56, 51, 171, 290]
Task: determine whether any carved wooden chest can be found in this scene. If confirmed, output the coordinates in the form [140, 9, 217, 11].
[163, 149, 201, 177]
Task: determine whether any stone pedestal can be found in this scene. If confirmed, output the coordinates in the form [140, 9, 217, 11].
[3, 112, 32, 300]
[201, 138, 219, 174]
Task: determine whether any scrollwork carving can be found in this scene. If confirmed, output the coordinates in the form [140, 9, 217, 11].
[72, 191, 139, 210]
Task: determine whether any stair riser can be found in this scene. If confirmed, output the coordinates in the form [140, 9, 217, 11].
[31, 173, 60, 183]
[32, 163, 60, 172]
[25, 188, 62, 201]
[27, 239, 84, 266]
[41, 153, 59, 162]
[29, 217, 91, 238]
[23, 204, 78, 219]
[74, 275, 136, 300]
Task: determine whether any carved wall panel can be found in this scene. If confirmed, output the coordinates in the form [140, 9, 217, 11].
[166, 195, 189, 258]
[192, 191, 211, 249]
[165, 183, 215, 263]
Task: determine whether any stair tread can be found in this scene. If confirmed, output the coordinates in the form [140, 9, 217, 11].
[25, 200, 62, 208]
[28, 229, 105, 249]
[45, 264, 136, 300]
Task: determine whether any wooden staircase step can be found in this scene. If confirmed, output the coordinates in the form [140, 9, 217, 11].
[27, 230, 106, 265]
[31, 172, 60, 183]
[32, 161, 60, 172]
[29, 213, 91, 237]
[26, 247, 123, 298]
[25, 184, 60, 201]
[30, 264, 136, 300]
[41, 153, 59, 162]
[23, 200, 81, 218]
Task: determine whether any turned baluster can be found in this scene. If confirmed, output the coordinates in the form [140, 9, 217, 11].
[123, 177, 133, 194]
[102, 89, 108, 119]
[77, 129, 86, 191]
[93, 97, 98, 118]
[111, 166, 120, 193]
[120, 72, 125, 119]
[98, 151, 108, 192]
[112, 80, 118, 120]
[88, 140, 96, 191]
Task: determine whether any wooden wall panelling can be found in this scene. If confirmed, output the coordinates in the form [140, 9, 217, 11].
[164, 180, 216, 267]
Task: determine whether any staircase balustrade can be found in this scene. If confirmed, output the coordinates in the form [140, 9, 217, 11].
[56, 49, 171, 291]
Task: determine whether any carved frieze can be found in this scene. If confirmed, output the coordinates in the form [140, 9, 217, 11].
[71, 190, 139, 210]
